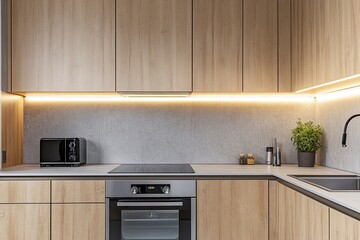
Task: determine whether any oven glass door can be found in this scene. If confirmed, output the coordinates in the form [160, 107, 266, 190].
[108, 198, 192, 240]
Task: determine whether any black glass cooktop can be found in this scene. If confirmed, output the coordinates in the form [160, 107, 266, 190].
[108, 164, 195, 174]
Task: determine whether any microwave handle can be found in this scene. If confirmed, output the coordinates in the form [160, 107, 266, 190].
[116, 202, 183, 207]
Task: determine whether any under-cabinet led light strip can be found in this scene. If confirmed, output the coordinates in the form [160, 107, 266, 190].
[24, 94, 315, 103]
[296, 73, 360, 93]
[315, 86, 360, 102]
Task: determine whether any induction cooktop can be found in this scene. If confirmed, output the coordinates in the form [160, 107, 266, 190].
[108, 164, 195, 174]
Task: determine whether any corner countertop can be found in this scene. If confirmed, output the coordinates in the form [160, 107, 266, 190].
[1, 164, 360, 216]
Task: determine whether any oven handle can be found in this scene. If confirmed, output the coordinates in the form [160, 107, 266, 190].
[116, 201, 183, 207]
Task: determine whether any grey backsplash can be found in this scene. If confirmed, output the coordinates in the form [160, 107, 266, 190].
[316, 93, 360, 174]
[24, 101, 315, 164]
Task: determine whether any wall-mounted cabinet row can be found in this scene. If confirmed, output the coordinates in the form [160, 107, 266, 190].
[10, 0, 360, 93]
[11, 0, 291, 93]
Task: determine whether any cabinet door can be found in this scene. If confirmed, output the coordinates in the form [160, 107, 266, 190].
[52, 204, 105, 240]
[197, 180, 268, 240]
[291, 0, 325, 91]
[243, 0, 278, 92]
[0, 180, 50, 203]
[330, 209, 360, 240]
[292, 0, 360, 91]
[278, 183, 329, 240]
[12, 0, 115, 92]
[323, 0, 360, 84]
[193, 0, 242, 92]
[52, 180, 105, 203]
[116, 0, 192, 92]
[0, 204, 50, 240]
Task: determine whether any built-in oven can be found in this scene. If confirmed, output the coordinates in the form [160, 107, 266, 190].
[106, 180, 196, 240]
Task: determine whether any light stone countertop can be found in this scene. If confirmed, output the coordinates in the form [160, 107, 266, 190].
[1, 163, 360, 215]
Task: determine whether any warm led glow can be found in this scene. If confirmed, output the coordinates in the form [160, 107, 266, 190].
[316, 86, 360, 102]
[24, 93, 314, 103]
[296, 73, 360, 94]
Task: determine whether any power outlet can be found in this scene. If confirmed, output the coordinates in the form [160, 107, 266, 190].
[2, 151, 6, 164]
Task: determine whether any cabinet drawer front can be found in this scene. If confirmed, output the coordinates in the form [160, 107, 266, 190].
[52, 204, 105, 240]
[52, 180, 105, 203]
[0, 181, 50, 203]
[0, 204, 50, 240]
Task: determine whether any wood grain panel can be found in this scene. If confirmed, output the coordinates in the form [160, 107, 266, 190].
[243, 0, 277, 92]
[330, 209, 360, 240]
[197, 180, 268, 240]
[291, 0, 326, 91]
[52, 180, 105, 203]
[1, 93, 24, 168]
[193, 0, 242, 92]
[52, 204, 105, 240]
[278, 0, 291, 92]
[12, 0, 115, 92]
[0, 204, 50, 240]
[0, 180, 50, 203]
[269, 181, 279, 240]
[116, 0, 192, 92]
[278, 183, 329, 240]
[324, 0, 360, 85]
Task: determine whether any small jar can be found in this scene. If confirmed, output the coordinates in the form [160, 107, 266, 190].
[247, 154, 255, 165]
[239, 154, 247, 165]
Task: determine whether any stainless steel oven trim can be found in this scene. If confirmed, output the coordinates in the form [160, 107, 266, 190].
[191, 197, 196, 240]
[106, 180, 196, 198]
[116, 201, 183, 207]
[106, 198, 110, 240]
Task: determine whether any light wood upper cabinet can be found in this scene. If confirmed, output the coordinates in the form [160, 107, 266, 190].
[12, 0, 115, 92]
[197, 180, 268, 240]
[52, 204, 105, 240]
[330, 209, 360, 240]
[52, 180, 105, 203]
[278, 183, 329, 240]
[0, 181, 50, 203]
[0, 204, 50, 240]
[291, 0, 360, 91]
[291, 0, 325, 91]
[116, 0, 192, 92]
[243, 0, 278, 92]
[193, 0, 242, 92]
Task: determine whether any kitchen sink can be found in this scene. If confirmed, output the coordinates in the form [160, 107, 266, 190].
[290, 175, 360, 192]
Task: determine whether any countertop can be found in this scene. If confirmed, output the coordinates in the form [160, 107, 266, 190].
[1, 164, 360, 216]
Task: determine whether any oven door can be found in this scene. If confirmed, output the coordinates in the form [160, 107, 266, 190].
[106, 198, 196, 240]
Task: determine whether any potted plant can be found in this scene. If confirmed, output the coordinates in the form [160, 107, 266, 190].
[291, 119, 322, 167]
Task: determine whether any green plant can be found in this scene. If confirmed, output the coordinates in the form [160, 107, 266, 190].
[291, 119, 322, 152]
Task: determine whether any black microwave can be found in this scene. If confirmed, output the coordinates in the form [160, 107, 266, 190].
[40, 138, 87, 167]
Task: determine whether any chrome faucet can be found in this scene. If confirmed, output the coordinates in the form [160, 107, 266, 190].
[342, 114, 360, 147]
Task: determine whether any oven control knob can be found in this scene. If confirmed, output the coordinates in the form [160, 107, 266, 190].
[162, 186, 170, 194]
[131, 186, 139, 195]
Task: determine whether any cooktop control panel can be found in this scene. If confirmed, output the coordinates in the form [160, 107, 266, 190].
[130, 184, 171, 195]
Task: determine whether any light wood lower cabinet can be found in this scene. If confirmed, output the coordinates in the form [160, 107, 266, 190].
[0, 180, 50, 203]
[52, 204, 105, 240]
[278, 183, 329, 240]
[0, 204, 50, 240]
[52, 180, 105, 203]
[197, 180, 268, 240]
[330, 209, 360, 240]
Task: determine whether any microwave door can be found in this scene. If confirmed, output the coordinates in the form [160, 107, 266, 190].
[40, 139, 66, 163]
